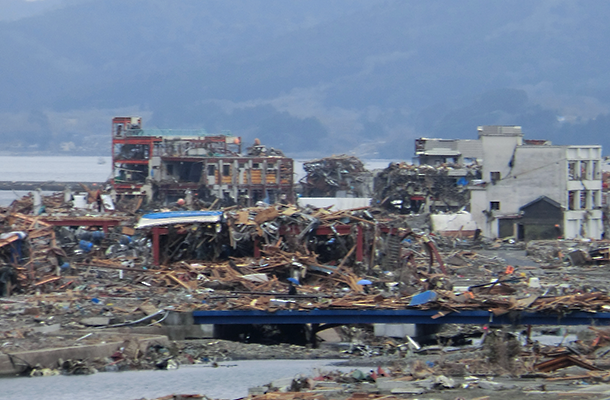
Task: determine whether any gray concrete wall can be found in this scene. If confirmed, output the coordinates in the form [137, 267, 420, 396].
[0, 334, 169, 376]
[471, 140, 603, 240]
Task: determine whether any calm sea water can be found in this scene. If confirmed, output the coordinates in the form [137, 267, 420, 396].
[0, 359, 356, 400]
[0, 156, 111, 206]
[0, 156, 112, 182]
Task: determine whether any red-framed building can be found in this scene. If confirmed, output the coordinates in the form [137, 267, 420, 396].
[110, 117, 294, 206]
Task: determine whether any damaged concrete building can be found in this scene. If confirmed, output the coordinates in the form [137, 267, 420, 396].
[405, 127, 603, 241]
[111, 117, 294, 206]
[469, 125, 603, 240]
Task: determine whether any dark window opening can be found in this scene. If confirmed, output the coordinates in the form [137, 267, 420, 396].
[568, 191, 575, 210]
[568, 162, 577, 180]
[490, 201, 500, 210]
[115, 143, 149, 160]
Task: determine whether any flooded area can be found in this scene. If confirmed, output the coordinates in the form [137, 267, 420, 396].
[0, 359, 355, 400]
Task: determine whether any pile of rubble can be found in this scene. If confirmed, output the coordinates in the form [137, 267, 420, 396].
[4, 187, 610, 388]
[373, 162, 481, 214]
[526, 239, 610, 267]
[299, 155, 373, 198]
[4, 187, 610, 317]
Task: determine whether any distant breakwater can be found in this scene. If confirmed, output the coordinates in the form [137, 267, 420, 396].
[0, 181, 105, 192]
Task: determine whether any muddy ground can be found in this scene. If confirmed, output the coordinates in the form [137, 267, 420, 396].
[6, 243, 610, 400]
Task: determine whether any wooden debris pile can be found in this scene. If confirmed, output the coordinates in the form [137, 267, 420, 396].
[0, 189, 139, 294]
[299, 155, 372, 197]
[5, 213, 65, 290]
[373, 161, 481, 214]
[4, 189, 610, 326]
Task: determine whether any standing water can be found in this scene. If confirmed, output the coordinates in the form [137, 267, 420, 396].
[0, 359, 355, 400]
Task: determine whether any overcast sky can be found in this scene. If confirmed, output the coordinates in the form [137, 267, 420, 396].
[2, 1, 610, 157]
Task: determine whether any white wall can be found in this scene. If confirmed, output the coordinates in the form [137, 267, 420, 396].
[480, 133, 522, 182]
[563, 146, 603, 239]
[564, 210, 603, 239]
[473, 142, 565, 238]
[297, 197, 371, 211]
[430, 211, 477, 233]
[469, 187, 488, 236]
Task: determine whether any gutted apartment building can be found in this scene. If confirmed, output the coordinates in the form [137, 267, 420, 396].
[111, 117, 294, 206]
[468, 126, 603, 240]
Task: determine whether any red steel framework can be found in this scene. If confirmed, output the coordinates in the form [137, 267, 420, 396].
[110, 117, 294, 205]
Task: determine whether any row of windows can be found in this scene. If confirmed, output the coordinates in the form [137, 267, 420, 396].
[568, 160, 600, 181]
[206, 163, 277, 177]
[488, 159, 601, 184]
[489, 190, 601, 213]
[164, 163, 270, 176]
[568, 190, 600, 210]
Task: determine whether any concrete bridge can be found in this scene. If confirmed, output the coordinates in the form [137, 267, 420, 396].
[192, 309, 610, 327]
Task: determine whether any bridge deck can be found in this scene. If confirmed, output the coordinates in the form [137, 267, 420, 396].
[192, 309, 610, 326]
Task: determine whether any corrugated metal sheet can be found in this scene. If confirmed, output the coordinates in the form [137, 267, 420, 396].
[456, 140, 483, 160]
[297, 197, 371, 211]
[477, 125, 523, 136]
[420, 149, 461, 156]
[136, 210, 223, 228]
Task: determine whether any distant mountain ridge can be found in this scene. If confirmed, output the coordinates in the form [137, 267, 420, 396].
[1, 0, 609, 157]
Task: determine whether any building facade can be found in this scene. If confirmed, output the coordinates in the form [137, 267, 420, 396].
[111, 116, 294, 206]
[469, 126, 603, 240]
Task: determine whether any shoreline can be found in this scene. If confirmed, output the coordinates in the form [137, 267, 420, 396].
[0, 181, 105, 191]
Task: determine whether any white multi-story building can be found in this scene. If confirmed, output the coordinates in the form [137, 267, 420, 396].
[469, 126, 603, 240]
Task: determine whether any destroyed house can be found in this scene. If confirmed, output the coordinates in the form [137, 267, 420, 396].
[111, 117, 294, 206]
[470, 125, 603, 240]
[373, 140, 482, 214]
[299, 155, 373, 198]
[368, 137, 484, 214]
[374, 162, 478, 214]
